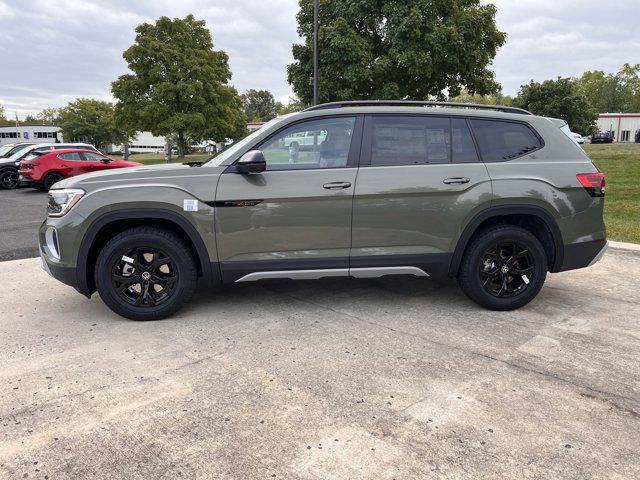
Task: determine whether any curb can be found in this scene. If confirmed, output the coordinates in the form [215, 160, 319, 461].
[609, 240, 640, 252]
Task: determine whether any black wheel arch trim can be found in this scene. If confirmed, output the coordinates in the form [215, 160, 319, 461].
[76, 209, 218, 297]
[449, 205, 564, 277]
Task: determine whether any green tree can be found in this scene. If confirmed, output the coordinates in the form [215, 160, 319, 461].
[288, 0, 506, 104]
[242, 89, 278, 122]
[276, 96, 309, 115]
[0, 105, 14, 126]
[23, 114, 39, 125]
[576, 64, 640, 113]
[58, 98, 131, 149]
[513, 78, 597, 135]
[449, 88, 513, 106]
[37, 108, 61, 125]
[112, 14, 246, 158]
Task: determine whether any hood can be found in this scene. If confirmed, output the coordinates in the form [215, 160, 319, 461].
[54, 162, 226, 190]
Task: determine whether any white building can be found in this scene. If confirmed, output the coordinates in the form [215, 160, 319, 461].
[0, 125, 62, 145]
[596, 113, 640, 142]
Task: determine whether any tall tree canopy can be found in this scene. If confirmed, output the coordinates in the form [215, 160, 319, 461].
[576, 64, 640, 114]
[513, 78, 597, 135]
[58, 98, 130, 149]
[288, 0, 506, 104]
[112, 15, 246, 157]
[242, 89, 278, 122]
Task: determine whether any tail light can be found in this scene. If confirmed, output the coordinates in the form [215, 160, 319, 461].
[22, 163, 38, 169]
[577, 173, 605, 197]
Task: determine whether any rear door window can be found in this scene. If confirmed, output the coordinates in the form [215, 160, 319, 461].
[58, 152, 84, 161]
[469, 119, 542, 162]
[370, 116, 450, 166]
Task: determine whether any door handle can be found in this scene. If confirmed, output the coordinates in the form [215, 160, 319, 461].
[443, 177, 470, 185]
[323, 182, 352, 190]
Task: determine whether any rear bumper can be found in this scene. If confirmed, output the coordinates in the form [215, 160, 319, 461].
[557, 240, 608, 272]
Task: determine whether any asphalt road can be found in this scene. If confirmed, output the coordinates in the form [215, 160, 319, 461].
[1, 246, 639, 479]
[0, 188, 47, 261]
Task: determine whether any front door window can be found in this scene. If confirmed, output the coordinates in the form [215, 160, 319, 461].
[259, 117, 356, 170]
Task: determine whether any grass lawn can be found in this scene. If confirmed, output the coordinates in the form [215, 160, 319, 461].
[584, 143, 640, 244]
[111, 152, 212, 165]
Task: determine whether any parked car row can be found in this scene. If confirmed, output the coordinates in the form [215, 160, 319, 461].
[0, 142, 141, 190]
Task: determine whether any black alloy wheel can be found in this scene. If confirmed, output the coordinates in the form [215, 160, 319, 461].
[479, 242, 535, 298]
[111, 247, 179, 307]
[0, 169, 19, 189]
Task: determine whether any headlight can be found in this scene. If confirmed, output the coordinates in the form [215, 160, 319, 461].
[47, 189, 85, 217]
[14, 161, 20, 166]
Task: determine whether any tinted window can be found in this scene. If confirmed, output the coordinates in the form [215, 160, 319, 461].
[59, 152, 83, 161]
[469, 119, 542, 162]
[259, 117, 355, 170]
[371, 116, 450, 166]
[452, 119, 479, 163]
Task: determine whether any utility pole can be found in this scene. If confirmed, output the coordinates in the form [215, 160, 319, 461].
[313, 0, 319, 106]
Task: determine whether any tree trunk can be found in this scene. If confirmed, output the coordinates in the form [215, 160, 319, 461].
[123, 144, 130, 160]
[178, 130, 187, 158]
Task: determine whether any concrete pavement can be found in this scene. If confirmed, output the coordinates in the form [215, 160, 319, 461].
[0, 247, 639, 479]
[0, 188, 47, 262]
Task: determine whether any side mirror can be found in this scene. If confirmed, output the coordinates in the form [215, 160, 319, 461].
[237, 150, 266, 174]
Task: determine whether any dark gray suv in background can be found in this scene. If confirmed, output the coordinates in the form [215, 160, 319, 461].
[39, 101, 607, 320]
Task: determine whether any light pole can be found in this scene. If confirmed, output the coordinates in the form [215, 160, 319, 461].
[313, 0, 319, 106]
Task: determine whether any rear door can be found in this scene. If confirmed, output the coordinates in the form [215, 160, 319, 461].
[351, 115, 492, 277]
[215, 115, 363, 282]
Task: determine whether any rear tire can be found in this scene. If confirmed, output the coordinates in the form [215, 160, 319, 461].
[43, 173, 64, 192]
[0, 168, 19, 189]
[458, 225, 547, 311]
[94, 227, 198, 320]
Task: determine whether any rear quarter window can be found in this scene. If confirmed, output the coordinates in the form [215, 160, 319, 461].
[469, 119, 542, 162]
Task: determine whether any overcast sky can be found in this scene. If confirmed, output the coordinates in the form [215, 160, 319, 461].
[1, 0, 638, 118]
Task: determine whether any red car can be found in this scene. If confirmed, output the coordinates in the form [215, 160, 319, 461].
[18, 149, 142, 191]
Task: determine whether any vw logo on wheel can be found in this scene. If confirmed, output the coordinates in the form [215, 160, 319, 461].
[141, 271, 151, 281]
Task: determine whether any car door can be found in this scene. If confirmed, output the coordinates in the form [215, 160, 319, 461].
[80, 151, 112, 171]
[215, 115, 363, 283]
[56, 152, 84, 176]
[351, 115, 492, 277]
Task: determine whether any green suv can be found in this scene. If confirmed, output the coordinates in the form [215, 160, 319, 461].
[39, 101, 607, 320]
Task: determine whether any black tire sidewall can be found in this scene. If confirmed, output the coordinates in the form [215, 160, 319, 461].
[95, 229, 197, 320]
[459, 226, 548, 311]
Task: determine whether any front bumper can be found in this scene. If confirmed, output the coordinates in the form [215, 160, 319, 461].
[40, 247, 77, 288]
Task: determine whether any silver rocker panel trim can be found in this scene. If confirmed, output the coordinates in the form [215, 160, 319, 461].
[235, 266, 429, 283]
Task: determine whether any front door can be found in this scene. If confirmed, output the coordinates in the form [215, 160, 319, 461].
[351, 115, 492, 277]
[215, 115, 363, 282]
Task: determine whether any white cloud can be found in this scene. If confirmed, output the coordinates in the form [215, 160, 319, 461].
[0, 0, 638, 117]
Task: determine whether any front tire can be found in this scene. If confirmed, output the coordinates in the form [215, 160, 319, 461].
[0, 168, 19, 189]
[458, 225, 548, 311]
[94, 227, 197, 320]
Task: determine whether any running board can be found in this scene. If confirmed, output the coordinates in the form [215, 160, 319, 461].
[235, 266, 429, 283]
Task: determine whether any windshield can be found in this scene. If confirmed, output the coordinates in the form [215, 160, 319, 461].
[0, 145, 14, 157]
[205, 115, 291, 167]
[7, 144, 34, 160]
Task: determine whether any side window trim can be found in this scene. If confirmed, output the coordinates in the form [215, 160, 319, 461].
[224, 114, 365, 173]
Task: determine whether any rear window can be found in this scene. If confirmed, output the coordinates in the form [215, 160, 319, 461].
[469, 119, 542, 162]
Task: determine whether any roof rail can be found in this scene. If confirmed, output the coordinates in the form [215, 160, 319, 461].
[304, 100, 532, 115]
